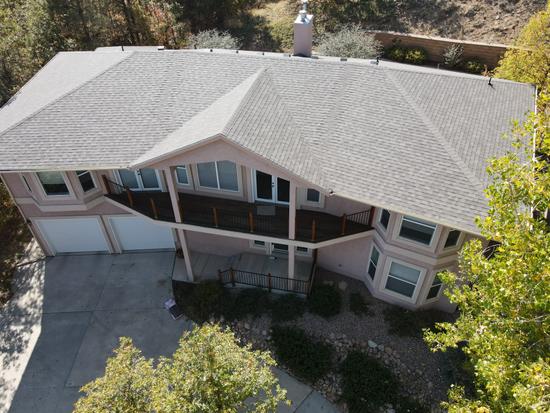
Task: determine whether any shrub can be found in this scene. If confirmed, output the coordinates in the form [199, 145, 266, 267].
[187, 29, 240, 50]
[340, 350, 400, 412]
[404, 47, 427, 65]
[443, 43, 464, 68]
[191, 280, 224, 321]
[222, 287, 270, 321]
[386, 45, 406, 62]
[383, 306, 450, 338]
[308, 284, 342, 318]
[317, 25, 382, 59]
[271, 326, 334, 383]
[463, 59, 485, 74]
[269, 17, 294, 51]
[349, 292, 372, 316]
[270, 293, 306, 322]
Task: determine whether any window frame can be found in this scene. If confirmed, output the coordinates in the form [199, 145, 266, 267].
[396, 215, 439, 247]
[174, 165, 191, 187]
[76, 170, 97, 193]
[378, 209, 390, 231]
[196, 161, 240, 193]
[425, 271, 445, 302]
[367, 244, 380, 281]
[20, 174, 33, 193]
[34, 171, 74, 199]
[442, 229, 464, 251]
[381, 257, 426, 303]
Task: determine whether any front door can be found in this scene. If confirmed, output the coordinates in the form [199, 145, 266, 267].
[118, 169, 161, 191]
[254, 170, 289, 204]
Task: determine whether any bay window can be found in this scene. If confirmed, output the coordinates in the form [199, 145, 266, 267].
[444, 229, 461, 249]
[76, 170, 96, 192]
[197, 161, 238, 191]
[367, 245, 380, 280]
[36, 171, 69, 196]
[426, 273, 443, 300]
[306, 188, 320, 203]
[384, 260, 423, 299]
[399, 216, 436, 245]
[379, 209, 390, 230]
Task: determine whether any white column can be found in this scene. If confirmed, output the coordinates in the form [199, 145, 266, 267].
[164, 168, 194, 281]
[288, 181, 297, 240]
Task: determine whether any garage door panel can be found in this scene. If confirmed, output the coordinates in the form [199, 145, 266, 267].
[110, 216, 175, 251]
[37, 218, 110, 254]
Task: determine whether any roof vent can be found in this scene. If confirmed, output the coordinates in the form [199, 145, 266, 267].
[293, 0, 313, 57]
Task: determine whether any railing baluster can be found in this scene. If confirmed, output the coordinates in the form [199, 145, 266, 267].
[311, 219, 317, 241]
[178, 200, 184, 222]
[340, 213, 347, 235]
[248, 210, 254, 233]
[213, 207, 219, 227]
[102, 175, 112, 195]
[126, 188, 134, 208]
[149, 198, 159, 219]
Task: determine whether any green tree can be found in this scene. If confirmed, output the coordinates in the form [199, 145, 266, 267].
[187, 29, 240, 49]
[75, 325, 287, 413]
[424, 104, 550, 412]
[317, 25, 382, 59]
[74, 337, 155, 413]
[152, 324, 287, 413]
[495, 1, 549, 97]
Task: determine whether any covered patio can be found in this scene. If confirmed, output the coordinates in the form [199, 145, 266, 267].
[172, 251, 314, 294]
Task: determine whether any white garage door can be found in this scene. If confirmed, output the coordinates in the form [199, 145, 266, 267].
[36, 217, 110, 254]
[110, 216, 175, 251]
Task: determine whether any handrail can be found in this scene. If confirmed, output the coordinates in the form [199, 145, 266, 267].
[218, 267, 310, 295]
[345, 208, 371, 227]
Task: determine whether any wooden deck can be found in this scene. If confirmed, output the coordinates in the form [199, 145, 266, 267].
[106, 188, 372, 243]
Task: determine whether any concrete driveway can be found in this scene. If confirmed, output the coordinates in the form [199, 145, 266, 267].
[1, 250, 337, 413]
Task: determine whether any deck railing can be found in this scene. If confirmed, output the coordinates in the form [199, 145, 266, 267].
[218, 268, 310, 295]
[103, 174, 374, 242]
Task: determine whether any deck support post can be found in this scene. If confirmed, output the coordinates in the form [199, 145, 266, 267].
[311, 219, 317, 241]
[149, 198, 159, 219]
[248, 210, 254, 232]
[288, 246, 295, 291]
[367, 206, 376, 227]
[230, 267, 235, 287]
[164, 167, 194, 281]
[101, 175, 112, 195]
[288, 181, 297, 240]
[340, 214, 347, 235]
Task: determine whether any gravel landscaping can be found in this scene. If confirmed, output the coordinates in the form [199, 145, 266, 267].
[174, 269, 466, 412]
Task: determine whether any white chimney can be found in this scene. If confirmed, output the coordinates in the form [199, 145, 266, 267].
[293, 0, 313, 57]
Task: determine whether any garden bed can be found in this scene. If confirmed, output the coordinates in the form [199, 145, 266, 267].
[173, 270, 467, 412]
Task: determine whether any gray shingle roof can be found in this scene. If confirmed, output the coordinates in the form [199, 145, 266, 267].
[0, 50, 535, 234]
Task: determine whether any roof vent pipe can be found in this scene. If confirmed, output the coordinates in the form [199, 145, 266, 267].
[293, 0, 313, 57]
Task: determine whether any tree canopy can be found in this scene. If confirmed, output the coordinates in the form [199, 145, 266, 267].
[495, 1, 550, 100]
[74, 324, 288, 413]
[424, 102, 550, 412]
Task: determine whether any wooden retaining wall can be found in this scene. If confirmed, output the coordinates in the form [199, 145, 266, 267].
[368, 31, 511, 68]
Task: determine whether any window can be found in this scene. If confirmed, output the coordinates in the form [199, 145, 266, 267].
[272, 243, 288, 254]
[76, 170, 96, 192]
[253, 240, 266, 249]
[36, 172, 69, 196]
[175, 166, 189, 185]
[426, 273, 443, 300]
[367, 245, 380, 280]
[306, 188, 320, 203]
[21, 175, 32, 193]
[379, 209, 390, 230]
[197, 161, 238, 191]
[297, 246, 309, 253]
[444, 230, 461, 249]
[399, 216, 436, 245]
[384, 261, 421, 298]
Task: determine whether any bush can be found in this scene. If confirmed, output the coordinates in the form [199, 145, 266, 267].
[463, 59, 485, 74]
[386, 45, 406, 62]
[349, 292, 372, 316]
[404, 47, 427, 65]
[340, 351, 427, 413]
[271, 326, 334, 383]
[340, 350, 400, 412]
[269, 17, 294, 51]
[443, 43, 464, 68]
[221, 287, 270, 321]
[317, 25, 382, 59]
[308, 284, 342, 318]
[190, 280, 224, 321]
[187, 29, 240, 49]
[270, 293, 306, 322]
[383, 306, 450, 338]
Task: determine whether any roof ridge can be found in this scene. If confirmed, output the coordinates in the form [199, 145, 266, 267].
[223, 68, 328, 187]
[0, 51, 134, 139]
[383, 67, 487, 196]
